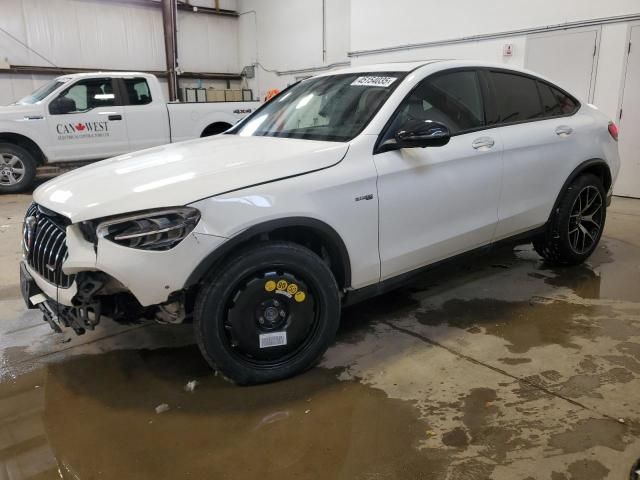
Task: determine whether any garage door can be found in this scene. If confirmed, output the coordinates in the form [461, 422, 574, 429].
[616, 26, 640, 198]
[525, 29, 598, 102]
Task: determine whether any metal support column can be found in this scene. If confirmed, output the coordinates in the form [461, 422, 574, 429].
[161, 0, 179, 101]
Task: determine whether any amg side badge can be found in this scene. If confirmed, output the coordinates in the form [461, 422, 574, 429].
[355, 194, 374, 202]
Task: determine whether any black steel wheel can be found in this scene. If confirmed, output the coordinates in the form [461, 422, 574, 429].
[533, 173, 607, 265]
[194, 241, 340, 384]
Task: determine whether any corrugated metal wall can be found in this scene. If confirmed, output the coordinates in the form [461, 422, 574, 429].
[0, 0, 239, 105]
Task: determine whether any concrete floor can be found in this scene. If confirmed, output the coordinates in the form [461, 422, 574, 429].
[0, 191, 639, 480]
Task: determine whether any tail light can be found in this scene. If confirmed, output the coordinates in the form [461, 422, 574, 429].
[608, 122, 619, 141]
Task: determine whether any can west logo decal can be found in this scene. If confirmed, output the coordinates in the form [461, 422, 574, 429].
[56, 121, 110, 140]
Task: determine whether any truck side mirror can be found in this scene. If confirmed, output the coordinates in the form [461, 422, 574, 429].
[49, 96, 77, 115]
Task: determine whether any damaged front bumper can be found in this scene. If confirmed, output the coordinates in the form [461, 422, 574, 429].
[20, 204, 227, 335]
[20, 258, 189, 335]
[20, 261, 102, 334]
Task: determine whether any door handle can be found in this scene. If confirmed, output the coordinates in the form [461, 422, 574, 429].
[108, 115, 122, 121]
[472, 136, 495, 150]
[555, 125, 573, 136]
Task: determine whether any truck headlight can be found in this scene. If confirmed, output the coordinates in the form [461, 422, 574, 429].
[97, 207, 200, 251]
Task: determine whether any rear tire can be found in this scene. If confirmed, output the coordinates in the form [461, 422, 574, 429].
[533, 173, 606, 265]
[194, 241, 341, 385]
[0, 143, 37, 194]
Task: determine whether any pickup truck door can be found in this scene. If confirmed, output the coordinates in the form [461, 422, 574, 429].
[374, 70, 503, 280]
[118, 77, 171, 151]
[46, 77, 129, 161]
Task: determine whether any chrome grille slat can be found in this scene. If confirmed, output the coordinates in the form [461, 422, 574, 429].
[23, 203, 75, 289]
[32, 221, 50, 274]
[39, 224, 56, 278]
[34, 222, 53, 273]
[49, 230, 64, 283]
[44, 230, 62, 283]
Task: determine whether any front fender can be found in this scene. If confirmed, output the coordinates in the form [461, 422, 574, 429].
[0, 122, 51, 159]
[184, 216, 351, 289]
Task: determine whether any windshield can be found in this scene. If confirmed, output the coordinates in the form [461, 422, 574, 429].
[231, 72, 405, 142]
[16, 80, 65, 105]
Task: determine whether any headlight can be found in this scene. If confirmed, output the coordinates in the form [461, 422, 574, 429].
[97, 207, 200, 251]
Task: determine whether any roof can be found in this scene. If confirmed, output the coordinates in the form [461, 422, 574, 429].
[316, 59, 544, 80]
[55, 71, 152, 80]
[316, 60, 444, 77]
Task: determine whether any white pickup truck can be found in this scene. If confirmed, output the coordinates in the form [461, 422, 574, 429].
[0, 72, 257, 192]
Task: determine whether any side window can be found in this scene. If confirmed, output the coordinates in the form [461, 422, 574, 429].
[385, 70, 485, 136]
[538, 82, 562, 117]
[123, 78, 152, 105]
[49, 78, 115, 115]
[537, 81, 579, 118]
[552, 87, 578, 115]
[491, 72, 543, 124]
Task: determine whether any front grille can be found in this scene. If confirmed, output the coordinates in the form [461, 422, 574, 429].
[23, 203, 75, 289]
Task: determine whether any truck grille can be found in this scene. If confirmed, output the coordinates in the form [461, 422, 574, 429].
[23, 203, 75, 289]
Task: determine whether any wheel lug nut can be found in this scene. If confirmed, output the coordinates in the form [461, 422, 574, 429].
[258, 317, 264, 324]
[280, 310, 286, 317]
[273, 300, 280, 307]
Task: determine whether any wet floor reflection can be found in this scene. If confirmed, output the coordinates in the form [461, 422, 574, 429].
[0, 235, 638, 479]
[2, 346, 453, 480]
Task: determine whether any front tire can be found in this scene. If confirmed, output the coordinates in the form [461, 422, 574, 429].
[0, 143, 37, 194]
[533, 173, 606, 265]
[194, 241, 341, 385]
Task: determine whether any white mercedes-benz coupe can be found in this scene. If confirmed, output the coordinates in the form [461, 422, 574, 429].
[20, 60, 620, 384]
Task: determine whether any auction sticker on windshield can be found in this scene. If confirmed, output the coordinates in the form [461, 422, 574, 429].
[351, 76, 397, 87]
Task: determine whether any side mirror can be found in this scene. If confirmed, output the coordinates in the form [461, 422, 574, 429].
[49, 96, 76, 115]
[395, 121, 451, 148]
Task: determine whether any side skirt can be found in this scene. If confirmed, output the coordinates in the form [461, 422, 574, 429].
[342, 225, 546, 307]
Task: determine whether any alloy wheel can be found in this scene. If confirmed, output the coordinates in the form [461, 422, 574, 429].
[0, 153, 26, 186]
[568, 185, 603, 254]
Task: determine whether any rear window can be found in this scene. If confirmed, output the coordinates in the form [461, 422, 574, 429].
[123, 78, 152, 105]
[491, 72, 543, 124]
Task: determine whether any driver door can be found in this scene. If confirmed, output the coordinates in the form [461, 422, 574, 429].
[374, 69, 504, 280]
[47, 77, 129, 161]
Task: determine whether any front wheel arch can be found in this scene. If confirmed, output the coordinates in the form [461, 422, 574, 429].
[185, 217, 352, 291]
[0, 132, 47, 166]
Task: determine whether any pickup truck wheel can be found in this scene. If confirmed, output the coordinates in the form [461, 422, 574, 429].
[533, 174, 606, 265]
[0, 143, 36, 194]
[194, 241, 340, 385]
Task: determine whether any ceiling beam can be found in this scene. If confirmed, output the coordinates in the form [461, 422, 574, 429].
[3, 64, 242, 80]
[95, 0, 238, 17]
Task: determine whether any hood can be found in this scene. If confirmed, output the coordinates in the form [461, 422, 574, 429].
[0, 103, 42, 118]
[33, 135, 349, 222]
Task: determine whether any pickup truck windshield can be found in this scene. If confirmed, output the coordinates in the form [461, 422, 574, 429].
[17, 80, 65, 105]
[232, 72, 405, 142]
